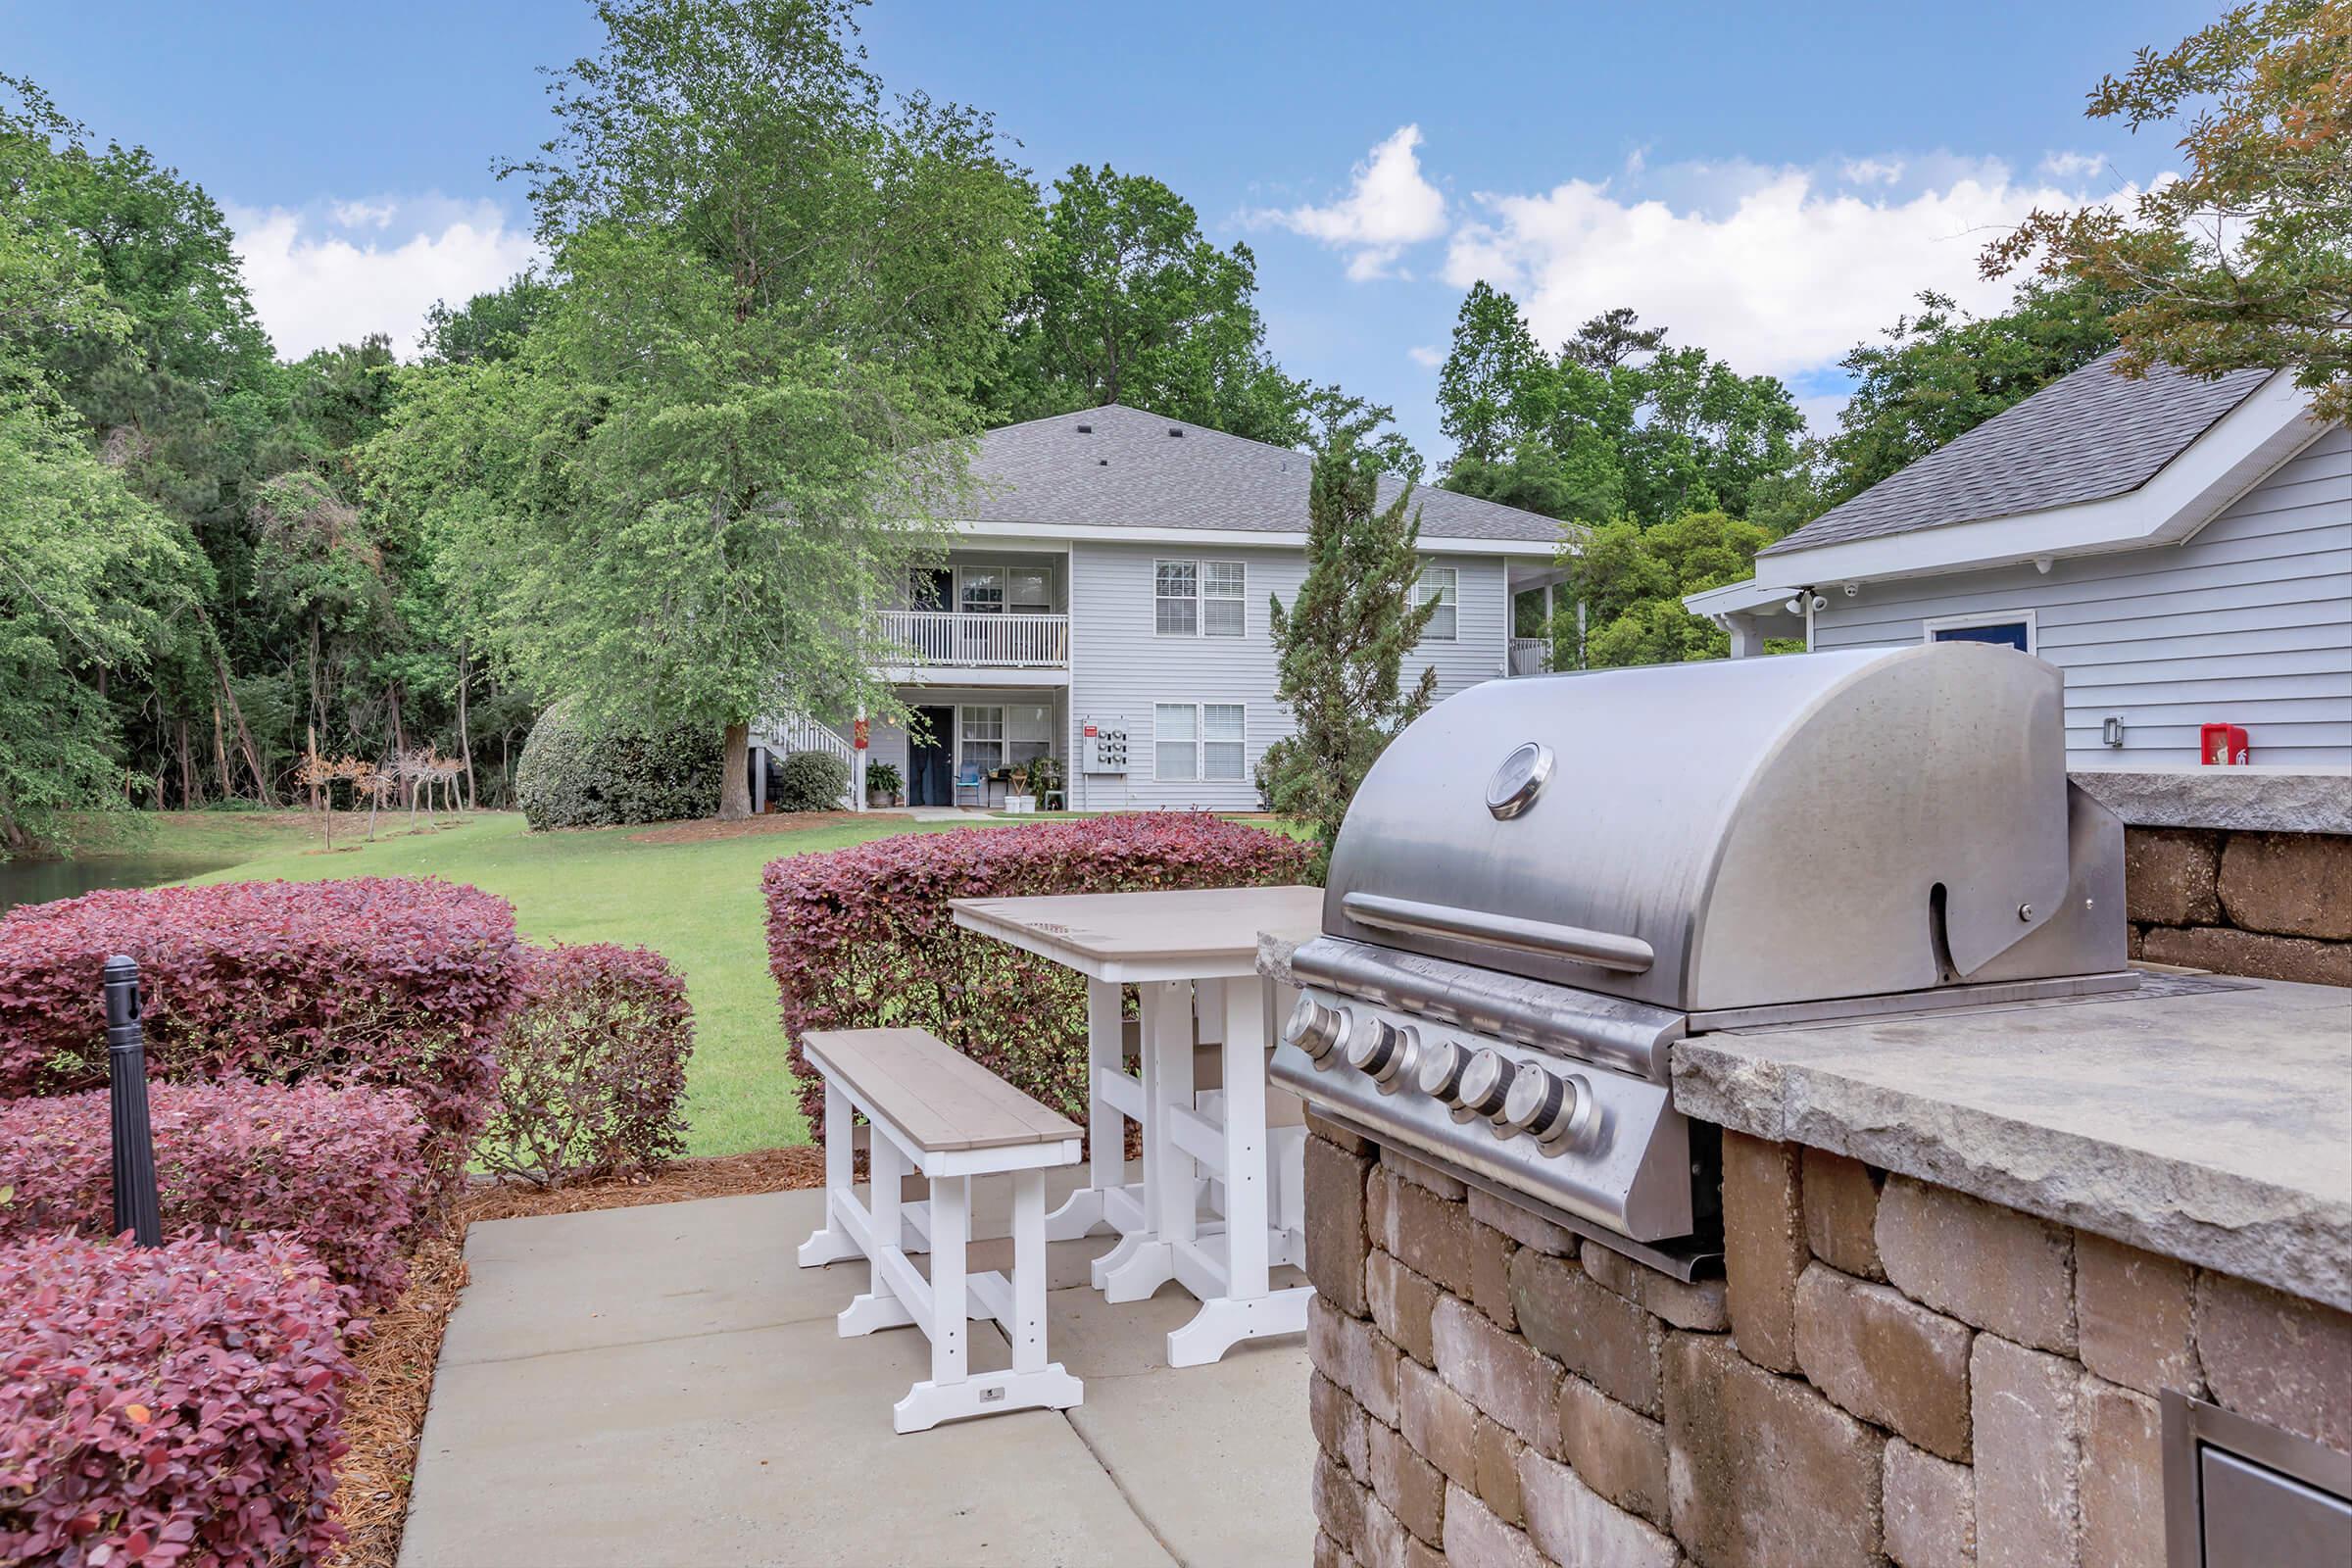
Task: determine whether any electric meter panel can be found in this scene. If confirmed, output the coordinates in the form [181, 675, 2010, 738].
[1086, 727, 1129, 774]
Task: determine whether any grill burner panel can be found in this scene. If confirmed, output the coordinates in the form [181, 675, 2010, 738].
[1274, 644, 2134, 1254]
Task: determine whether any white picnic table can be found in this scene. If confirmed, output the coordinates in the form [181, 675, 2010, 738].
[950, 884, 1327, 1366]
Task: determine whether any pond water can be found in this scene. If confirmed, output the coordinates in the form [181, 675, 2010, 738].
[0, 856, 236, 918]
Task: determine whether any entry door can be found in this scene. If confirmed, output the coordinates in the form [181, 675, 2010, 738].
[907, 706, 956, 807]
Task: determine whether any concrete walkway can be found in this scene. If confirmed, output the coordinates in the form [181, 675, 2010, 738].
[398, 1171, 1313, 1568]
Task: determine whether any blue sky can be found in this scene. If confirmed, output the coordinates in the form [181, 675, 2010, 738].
[9, 0, 2217, 457]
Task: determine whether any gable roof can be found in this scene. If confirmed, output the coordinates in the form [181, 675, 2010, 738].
[1760, 351, 2276, 558]
[962, 403, 1561, 546]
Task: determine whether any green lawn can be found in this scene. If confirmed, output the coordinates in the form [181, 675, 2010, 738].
[175, 810, 967, 1154]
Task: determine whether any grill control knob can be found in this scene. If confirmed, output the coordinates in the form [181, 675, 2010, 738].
[1346, 1018, 1418, 1091]
[1415, 1038, 1468, 1102]
[1283, 994, 1348, 1068]
[1502, 1068, 1598, 1153]
[1456, 1049, 1517, 1123]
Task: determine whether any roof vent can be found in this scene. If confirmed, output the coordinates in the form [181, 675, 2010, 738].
[1167, 426, 1185, 437]
[1098, 458, 1109, 466]
[1075, 422, 1093, 433]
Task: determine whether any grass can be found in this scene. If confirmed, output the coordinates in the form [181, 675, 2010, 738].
[172, 809, 970, 1154]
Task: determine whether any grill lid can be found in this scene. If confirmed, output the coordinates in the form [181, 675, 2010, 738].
[1323, 644, 2124, 1013]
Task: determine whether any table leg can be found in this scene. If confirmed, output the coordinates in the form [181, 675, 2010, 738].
[1047, 978, 1122, 1242]
[1097, 978, 1188, 1301]
[797, 1079, 861, 1267]
[837, 1131, 914, 1337]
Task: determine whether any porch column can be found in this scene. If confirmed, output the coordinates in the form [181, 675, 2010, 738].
[1724, 613, 1764, 660]
[851, 704, 867, 811]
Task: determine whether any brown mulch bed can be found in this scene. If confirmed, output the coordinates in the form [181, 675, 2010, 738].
[623, 810, 877, 844]
[326, 1147, 827, 1568]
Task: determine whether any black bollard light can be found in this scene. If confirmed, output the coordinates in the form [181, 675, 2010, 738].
[103, 955, 163, 1247]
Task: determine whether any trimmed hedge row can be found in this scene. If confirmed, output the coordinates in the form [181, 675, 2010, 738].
[0, 1080, 433, 1309]
[764, 813, 1310, 1133]
[0, 877, 523, 1192]
[0, 1232, 355, 1568]
[478, 942, 693, 1188]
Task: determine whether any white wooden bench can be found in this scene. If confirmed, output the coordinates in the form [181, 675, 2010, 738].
[796, 1027, 1085, 1434]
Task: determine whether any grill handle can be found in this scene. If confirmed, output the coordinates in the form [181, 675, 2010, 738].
[1341, 893, 1655, 974]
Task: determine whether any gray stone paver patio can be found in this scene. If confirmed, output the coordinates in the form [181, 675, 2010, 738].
[397, 1169, 1312, 1568]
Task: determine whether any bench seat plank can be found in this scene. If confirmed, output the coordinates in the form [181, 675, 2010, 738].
[804, 1027, 1082, 1152]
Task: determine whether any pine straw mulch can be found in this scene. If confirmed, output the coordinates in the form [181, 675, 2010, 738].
[326, 1147, 827, 1568]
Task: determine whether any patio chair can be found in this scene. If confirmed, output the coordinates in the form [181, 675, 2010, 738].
[953, 762, 985, 808]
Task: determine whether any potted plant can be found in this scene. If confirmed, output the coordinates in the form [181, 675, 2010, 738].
[865, 760, 903, 808]
[1004, 762, 1035, 813]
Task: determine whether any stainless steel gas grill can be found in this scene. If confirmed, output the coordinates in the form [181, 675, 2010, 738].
[1270, 643, 2134, 1273]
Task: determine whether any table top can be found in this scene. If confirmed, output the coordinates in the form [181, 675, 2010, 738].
[951, 884, 1327, 981]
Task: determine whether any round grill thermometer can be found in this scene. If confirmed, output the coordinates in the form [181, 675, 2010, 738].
[1486, 741, 1553, 820]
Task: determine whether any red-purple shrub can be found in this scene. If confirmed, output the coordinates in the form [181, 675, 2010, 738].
[765, 813, 1310, 1133]
[478, 943, 693, 1188]
[0, 1231, 354, 1567]
[0, 1080, 432, 1308]
[0, 878, 522, 1184]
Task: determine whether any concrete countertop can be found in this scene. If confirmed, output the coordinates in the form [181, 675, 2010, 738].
[1674, 975, 2352, 1310]
[2069, 763, 2352, 834]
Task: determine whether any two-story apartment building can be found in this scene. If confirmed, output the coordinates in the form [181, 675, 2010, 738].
[759, 404, 1568, 811]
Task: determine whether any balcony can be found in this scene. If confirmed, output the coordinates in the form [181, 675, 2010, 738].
[876, 610, 1071, 677]
[1508, 637, 1552, 676]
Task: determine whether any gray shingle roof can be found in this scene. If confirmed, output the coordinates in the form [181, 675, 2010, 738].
[963, 403, 1562, 545]
[1761, 352, 2275, 558]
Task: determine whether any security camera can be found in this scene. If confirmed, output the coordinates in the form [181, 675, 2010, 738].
[1841, 582, 1859, 598]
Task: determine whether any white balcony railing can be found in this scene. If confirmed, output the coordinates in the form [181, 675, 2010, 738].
[1508, 637, 1551, 676]
[877, 610, 1070, 669]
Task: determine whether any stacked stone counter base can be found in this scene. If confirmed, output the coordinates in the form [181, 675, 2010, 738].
[1301, 1114, 2352, 1568]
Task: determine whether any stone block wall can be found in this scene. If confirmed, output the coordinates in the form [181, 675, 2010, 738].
[1302, 1116, 2352, 1568]
[2125, 825, 2351, 986]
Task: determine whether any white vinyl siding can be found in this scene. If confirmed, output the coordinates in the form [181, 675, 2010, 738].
[1414, 564, 1459, 641]
[1154, 559, 1245, 637]
[1069, 542, 1514, 809]
[1808, 422, 2352, 765]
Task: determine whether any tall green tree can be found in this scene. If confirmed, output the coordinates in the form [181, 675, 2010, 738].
[455, 0, 1036, 818]
[1258, 441, 1441, 879]
[1552, 510, 1777, 670]
[1986, 0, 2350, 421]
[994, 164, 1311, 442]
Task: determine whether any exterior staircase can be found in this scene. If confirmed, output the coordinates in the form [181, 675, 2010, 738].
[754, 711, 861, 810]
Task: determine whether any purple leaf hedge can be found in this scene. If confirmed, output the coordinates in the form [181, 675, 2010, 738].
[0, 1080, 433, 1310]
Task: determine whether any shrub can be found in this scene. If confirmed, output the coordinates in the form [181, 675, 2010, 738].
[514, 693, 724, 828]
[773, 749, 849, 812]
[0, 1080, 432, 1308]
[0, 876, 522, 1190]
[0, 1232, 354, 1568]
[478, 943, 694, 1188]
[765, 813, 1310, 1133]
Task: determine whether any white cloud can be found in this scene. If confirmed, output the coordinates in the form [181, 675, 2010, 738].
[1839, 158, 1905, 185]
[329, 198, 397, 230]
[227, 196, 541, 360]
[1442, 160, 2124, 385]
[1407, 344, 1446, 368]
[1254, 124, 1447, 280]
[2038, 150, 2105, 179]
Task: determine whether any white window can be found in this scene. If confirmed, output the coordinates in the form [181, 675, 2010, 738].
[1154, 560, 1245, 637]
[1412, 564, 1458, 641]
[1009, 565, 1054, 612]
[958, 565, 1004, 614]
[1007, 704, 1054, 766]
[1923, 609, 2036, 655]
[1154, 702, 1246, 782]
[959, 706, 1004, 772]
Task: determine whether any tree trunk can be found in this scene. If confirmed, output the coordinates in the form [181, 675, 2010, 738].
[211, 698, 230, 801]
[176, 717, 201, 808]
[388, 684, 410, 807]
[306, 615, 322, 811]
[718, 720, 753, 820]
[456, 648, 477, 810]
[217, 659, 273, 807]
